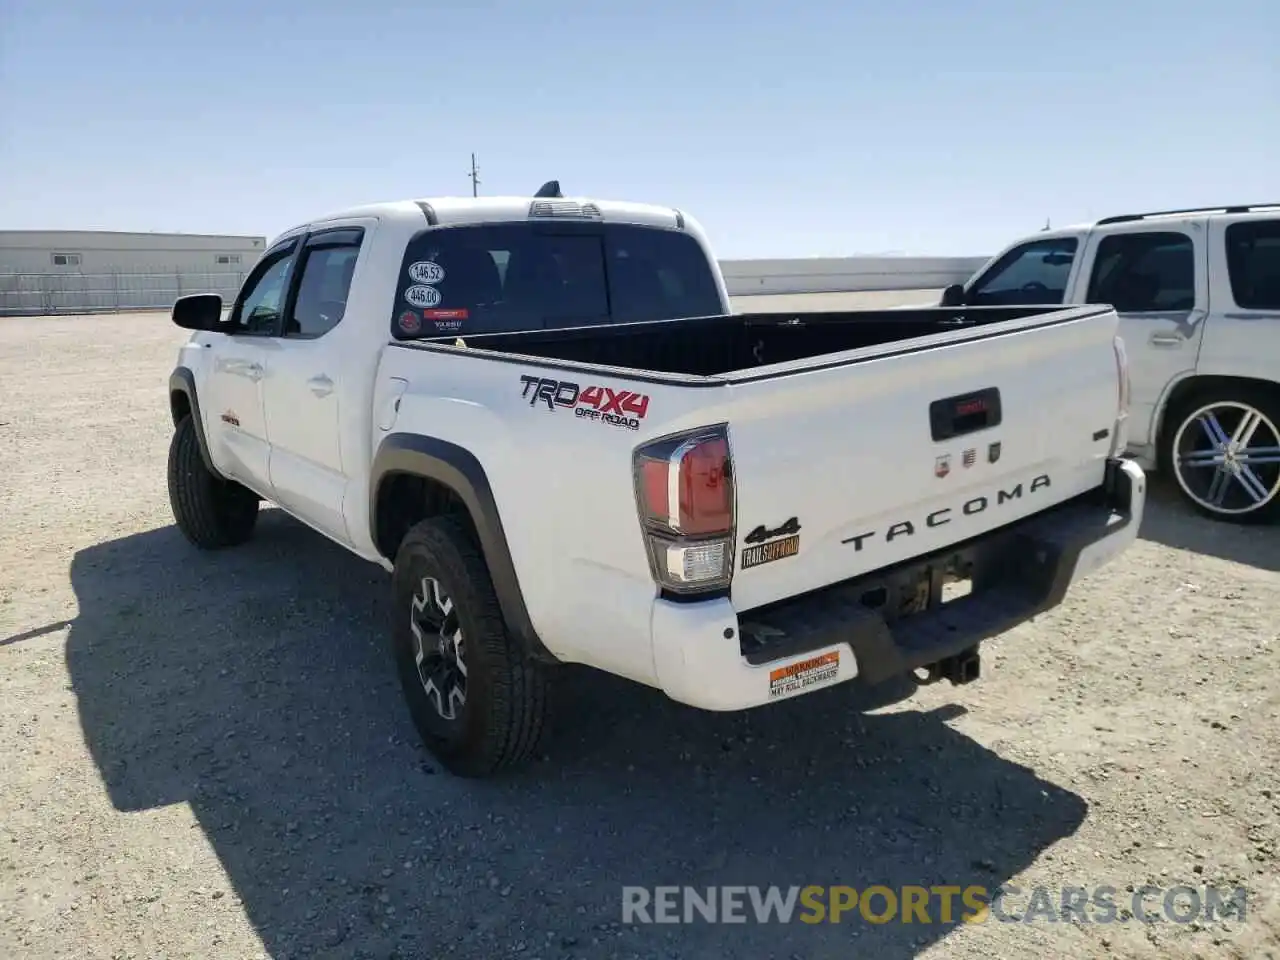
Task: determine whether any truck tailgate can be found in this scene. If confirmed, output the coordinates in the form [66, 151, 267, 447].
[725, 305, 1123, 612]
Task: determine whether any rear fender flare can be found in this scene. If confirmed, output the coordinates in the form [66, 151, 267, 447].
[370, 433, 555, 663]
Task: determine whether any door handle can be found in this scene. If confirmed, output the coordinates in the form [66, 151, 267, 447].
[222, 358, 264, 381]
[307, 375, 334, 397]
[1150, 333, 1182, 347]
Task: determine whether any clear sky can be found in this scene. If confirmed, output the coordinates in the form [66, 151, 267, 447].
[1, 0, 1275, 258]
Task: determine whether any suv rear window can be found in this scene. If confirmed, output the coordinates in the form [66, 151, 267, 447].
[390, 222, 722, 338]
[1225, 219, 1280, 310]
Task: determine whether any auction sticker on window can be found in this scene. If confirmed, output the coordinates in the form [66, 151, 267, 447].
[407, 261, 445, 284]
[404, 284, 442, 308]
[768, 650, 840, 700]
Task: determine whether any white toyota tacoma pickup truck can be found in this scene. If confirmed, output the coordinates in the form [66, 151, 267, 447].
[165, 183, 1146, 777]
[939, 203, 1280, 524]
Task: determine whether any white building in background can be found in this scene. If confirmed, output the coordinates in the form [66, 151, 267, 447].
[0, 230, 266, 316]
[0, 230, 267, 273]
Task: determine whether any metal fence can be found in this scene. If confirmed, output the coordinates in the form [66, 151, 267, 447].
[1, 256, 990, 317]
[0, 270, 248, 316]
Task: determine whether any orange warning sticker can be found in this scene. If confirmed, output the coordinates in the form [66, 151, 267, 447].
[768, 650, 840, 699]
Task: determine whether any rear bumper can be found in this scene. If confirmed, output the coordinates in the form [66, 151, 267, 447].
[650, 457, 1146, 711]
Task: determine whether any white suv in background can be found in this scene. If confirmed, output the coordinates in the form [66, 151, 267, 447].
[942, 204, 1280, 524]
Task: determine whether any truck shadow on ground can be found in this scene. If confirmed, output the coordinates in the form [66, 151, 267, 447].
[1138, 476, 1280, 572]
[66, 512, 1087, 960]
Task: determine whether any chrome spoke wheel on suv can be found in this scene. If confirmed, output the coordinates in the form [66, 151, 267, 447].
[410, 575, 467, 721]
[1172, 400, 1280, 518]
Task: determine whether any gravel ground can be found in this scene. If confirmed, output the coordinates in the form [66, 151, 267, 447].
[1, 308, 1278, 960]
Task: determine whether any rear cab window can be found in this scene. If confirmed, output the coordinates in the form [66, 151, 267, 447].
[389, 221, 723, 338]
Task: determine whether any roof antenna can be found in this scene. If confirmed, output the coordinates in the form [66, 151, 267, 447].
[534, 180, 563, 199]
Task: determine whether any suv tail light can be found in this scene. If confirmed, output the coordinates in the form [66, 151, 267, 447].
[633, 424, 735, 596]
[1110, 334, 1131, 457]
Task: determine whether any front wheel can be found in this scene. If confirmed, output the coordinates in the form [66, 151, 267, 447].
[1162, 387, 1280, 525]
[167, 415, 259, 547]
[391, 516, 552, 777]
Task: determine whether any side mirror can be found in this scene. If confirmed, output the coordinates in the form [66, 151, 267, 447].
[939, 283, 966, 307]
[172, 293, 225, 331]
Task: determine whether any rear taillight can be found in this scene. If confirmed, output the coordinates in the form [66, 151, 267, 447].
[1111, 334, 1131, 456]
[633, 424, 735, 596]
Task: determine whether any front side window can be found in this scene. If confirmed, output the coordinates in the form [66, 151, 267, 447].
[1086, 231, 1196, 313]
[965, 237, 1078, 307]
[389, 222, 722, 338]
[1225, 219, 1280, 310]
[230, 246, 295, 334]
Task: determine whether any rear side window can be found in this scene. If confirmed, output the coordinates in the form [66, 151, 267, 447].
[1224, 219, 1280, 309]
[389, 222, 722, 338]
[1086, 231, 1196, 312]
[287, 230, 364, 338]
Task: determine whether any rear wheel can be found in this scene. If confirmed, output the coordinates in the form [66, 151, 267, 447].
[391, 516, 551, 777]
[167, 415, 259, 547]
[1162, 386, 1280, 524]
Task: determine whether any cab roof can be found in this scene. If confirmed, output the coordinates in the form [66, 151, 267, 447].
[299, 194, 688, 235]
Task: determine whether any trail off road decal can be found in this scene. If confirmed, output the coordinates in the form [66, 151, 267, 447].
[741, 534, 800, 569]
[518, 375, 650, 431]
[769, 650, 839, 699]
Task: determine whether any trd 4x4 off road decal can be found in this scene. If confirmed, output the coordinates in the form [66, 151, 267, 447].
[518, 375, 650, 431]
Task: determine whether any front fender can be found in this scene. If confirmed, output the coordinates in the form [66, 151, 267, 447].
[169, 367, 220, 476]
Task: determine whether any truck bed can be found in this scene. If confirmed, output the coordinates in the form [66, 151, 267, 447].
[378, 298, 1125, 622]
[398, 305, 1090, 381]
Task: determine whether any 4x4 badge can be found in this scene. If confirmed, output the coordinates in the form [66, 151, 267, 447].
[935, 454, 951, 478]
[988, 442, 1002, 464]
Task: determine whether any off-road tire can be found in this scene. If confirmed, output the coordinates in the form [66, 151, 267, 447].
[1159, 383, 1280, 525]
[391, 515, 551, 777]
[167, 415, 260, 548]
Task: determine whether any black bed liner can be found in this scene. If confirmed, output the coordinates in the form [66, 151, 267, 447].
[392, 304, 1108, 383]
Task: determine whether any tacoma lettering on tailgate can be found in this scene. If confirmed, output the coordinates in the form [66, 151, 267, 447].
[842, 474, 1052, 552]
[518, 375, 650, 431]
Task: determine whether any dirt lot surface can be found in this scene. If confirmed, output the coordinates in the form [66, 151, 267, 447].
[2, 308, 1278, 960]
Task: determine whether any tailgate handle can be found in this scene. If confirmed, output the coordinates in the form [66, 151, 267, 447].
[930, 387, 1002, 441]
